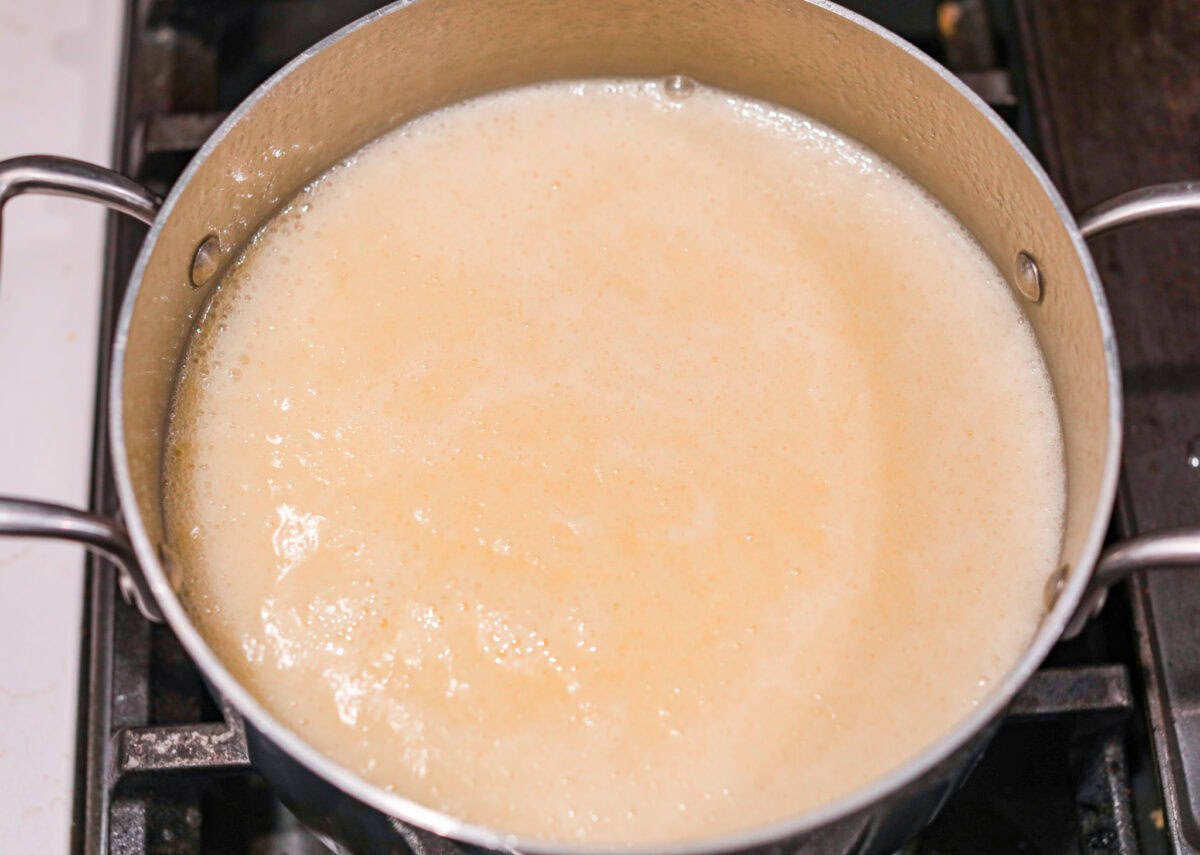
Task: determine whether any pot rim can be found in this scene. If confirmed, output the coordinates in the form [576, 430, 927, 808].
[109, 1, 1124, 852]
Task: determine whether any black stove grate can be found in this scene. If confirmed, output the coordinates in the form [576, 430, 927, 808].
[74, 2, 1170, 853]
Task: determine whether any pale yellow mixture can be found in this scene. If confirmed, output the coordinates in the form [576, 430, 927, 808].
[165, 80, 1065, 845]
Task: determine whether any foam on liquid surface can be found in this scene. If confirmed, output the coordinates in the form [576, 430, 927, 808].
[165, 80, 1065, 845]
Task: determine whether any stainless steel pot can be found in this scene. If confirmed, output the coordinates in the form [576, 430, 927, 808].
[2, 2, 1199, 853]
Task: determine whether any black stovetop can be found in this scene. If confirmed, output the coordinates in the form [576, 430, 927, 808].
[74, 2, 1195, 853]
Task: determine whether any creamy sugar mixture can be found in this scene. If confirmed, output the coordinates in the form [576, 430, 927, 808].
[165, 79, 1065, 845]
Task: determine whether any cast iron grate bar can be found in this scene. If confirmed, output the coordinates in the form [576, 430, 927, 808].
[144, 112, 227, 154]
[113, 720, 249, 783]
[1009, 665, 1133, 720]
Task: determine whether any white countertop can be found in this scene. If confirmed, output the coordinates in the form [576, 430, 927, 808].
[0, 0, 123, 849]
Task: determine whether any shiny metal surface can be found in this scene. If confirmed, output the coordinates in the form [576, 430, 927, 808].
[1013, 250, 1043, 303]
[1078, 180, 1200, 238]
[0, 0, 1144, 853]
[1066, 527, 1200, 638]
[663, 74, 697, 100]
[1042, 563, 1068, 608]
[0, 497, 161, 622]
[0, 155, 160, 249]
[1059, 186, 1200, 639]
[0, 155, 164, 623]
[188, 233, 222, 289]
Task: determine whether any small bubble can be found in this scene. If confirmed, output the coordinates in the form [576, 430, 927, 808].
[663, 75, 696, 101]
[1188, 435, 1200, 470]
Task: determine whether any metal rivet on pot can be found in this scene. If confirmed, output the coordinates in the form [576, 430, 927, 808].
[663, 74, 695, 100]
[1014, 250, 1043, 303]
[158, 541, 183, 591]
[190, 234, 221, 289]
[1044, 563, 1068, 609]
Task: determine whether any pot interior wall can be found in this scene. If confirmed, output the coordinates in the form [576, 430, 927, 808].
[121, 0, 1111, 634]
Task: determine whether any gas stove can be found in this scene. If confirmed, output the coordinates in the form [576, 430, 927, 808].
[74, 2, 1199, 853]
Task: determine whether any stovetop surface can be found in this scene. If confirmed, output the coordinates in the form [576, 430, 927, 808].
[75, 2, 1199, 853]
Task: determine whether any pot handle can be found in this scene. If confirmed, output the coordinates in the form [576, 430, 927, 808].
[1077, 180, 1200, 238]
[1063, 181, 1200, 638]
[0, 155, 163, 622]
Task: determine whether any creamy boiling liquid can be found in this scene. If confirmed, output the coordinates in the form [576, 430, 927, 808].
[165, 80, 1065, 845]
